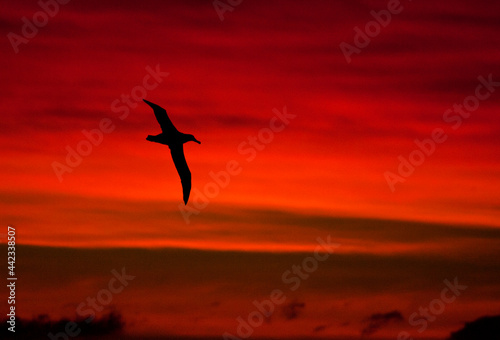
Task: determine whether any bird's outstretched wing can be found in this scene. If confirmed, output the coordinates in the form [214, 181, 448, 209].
[143, 99, 178, 134]
[170, 144, 191, 204]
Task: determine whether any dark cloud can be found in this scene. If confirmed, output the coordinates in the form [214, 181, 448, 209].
[4, 241, 500, 338]
[313, 324, 327, 332]
[281, 300, 305, 320]
[361, 310, 403, 337]
[448, 315, 500, 340]
[0, 312, 123, 339]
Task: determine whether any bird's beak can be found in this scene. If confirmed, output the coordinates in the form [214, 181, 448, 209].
[195, 139, 201, 144]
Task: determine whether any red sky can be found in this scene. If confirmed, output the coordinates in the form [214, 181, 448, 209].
[1, 0, 500, 339]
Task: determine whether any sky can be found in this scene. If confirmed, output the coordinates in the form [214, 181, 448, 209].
[1, 0, 500, 339]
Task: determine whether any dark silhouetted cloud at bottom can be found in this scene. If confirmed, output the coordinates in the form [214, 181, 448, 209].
[449, 314, 500, 340]
[1, 312, 123, 339]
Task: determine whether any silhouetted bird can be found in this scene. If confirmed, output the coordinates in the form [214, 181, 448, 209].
[144, 99, 200, 204]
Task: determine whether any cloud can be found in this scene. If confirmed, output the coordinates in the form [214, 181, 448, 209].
[313, 324, 327, 333]
[6, 243, 500, 338]
[281, 300, 306, 320]
[361, 310, 403, 337]
[4, 189, 500, 252]
[0, 312, 123, 339]
[448, 315, 500, 340]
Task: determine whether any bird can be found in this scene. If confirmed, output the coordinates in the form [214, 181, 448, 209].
[143, 99, 200, 204]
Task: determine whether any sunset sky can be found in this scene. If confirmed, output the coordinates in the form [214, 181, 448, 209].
[1, 0, 500, 339]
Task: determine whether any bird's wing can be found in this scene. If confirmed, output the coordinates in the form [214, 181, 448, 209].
[170, 144, 191, 204]
[143, 99, 178, 134]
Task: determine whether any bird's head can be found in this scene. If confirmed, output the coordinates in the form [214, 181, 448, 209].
[187, 134, 201, 144]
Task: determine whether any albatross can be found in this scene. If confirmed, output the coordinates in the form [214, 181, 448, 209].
[143, 99, 201, 204]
